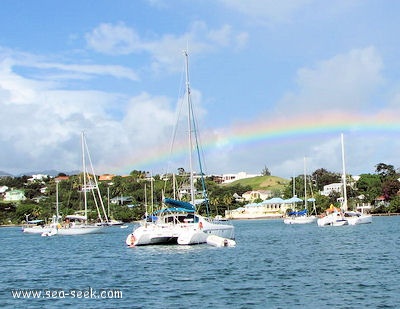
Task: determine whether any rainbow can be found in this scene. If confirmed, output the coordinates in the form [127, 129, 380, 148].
[114, 110, 400, 174]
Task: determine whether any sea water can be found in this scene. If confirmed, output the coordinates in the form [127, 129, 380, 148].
[1, 216, 399, 308]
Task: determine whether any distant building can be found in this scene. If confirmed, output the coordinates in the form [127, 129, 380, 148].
[242, 190, 272, 202]
[218, 172, 261, 184]
[4, 189, 26, 202]
[321, 183, 342, 196]
[55, 175, 69, 181]
[99, 174, 115, 181]
[226, 197, 288, 219]
[28, 174, 48, 182]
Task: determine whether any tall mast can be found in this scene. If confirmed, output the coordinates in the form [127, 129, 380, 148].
[184, 50, 195, 206]
[56, 179, 60, 221]
[341, 133, 348, 211]
[81, 131, 87, 220]
[304, 157, 307, 210]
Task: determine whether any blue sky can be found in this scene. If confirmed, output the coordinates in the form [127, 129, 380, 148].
[1, 0, 400, 178]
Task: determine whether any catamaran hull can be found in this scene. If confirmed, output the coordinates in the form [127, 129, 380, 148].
[177, 228, 208, 245]
[127, 220, 235, 246]
[284, 216, 317, 224]
[346, 214, 372, 225]
[317, 215, 348, 227]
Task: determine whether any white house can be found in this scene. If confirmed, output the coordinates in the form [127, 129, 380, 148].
[28, 174, 48, 182]
[320, 183, 343, 196]
[4, 189, 26, 202]
[220, 172, 261, 184]
[242, 190, 272, 202]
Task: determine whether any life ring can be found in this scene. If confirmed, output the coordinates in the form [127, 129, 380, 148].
[198, 222, 203, 230]
[126, 234, 136, 247]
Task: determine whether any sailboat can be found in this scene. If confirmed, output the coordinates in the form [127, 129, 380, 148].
[342, 137, 372, 225]
[317, 134, 350, 227]
[284, 157, 317, 224]
[49, 132, 105, 235]
[126, 51, 235, 246]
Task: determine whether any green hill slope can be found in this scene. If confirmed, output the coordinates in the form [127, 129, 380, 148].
[223, 175, 290, 191]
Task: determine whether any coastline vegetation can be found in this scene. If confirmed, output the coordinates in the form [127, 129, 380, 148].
[1, 162, 399, 225]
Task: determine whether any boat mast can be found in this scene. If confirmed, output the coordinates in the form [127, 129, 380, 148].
[341, 133, 348, 212]
[56, 179, 60, 221]
[81, 132, 88, 221]
[184, 50, 195, 206]
[304, 157, 307, 211]
[292, 173, 295, 197]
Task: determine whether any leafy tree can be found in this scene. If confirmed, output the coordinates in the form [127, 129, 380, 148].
[312, 168, 341, 191]
[382, 179, 400, 201]
[388, 196, 400, 213]
[356, 174, 382, 203]
[375, 163, 396, 179]
[261, 166, 271, 176]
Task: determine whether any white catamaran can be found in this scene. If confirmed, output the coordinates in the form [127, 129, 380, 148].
[126, 51, 235, 246]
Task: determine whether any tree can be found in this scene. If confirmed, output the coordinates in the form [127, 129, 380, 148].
[312, 168, 341, 191]
[261, 166, 271, 176]
[382, 179, 400, 201]
[375, 163, 396, 179]
[356, 174, 382, 203]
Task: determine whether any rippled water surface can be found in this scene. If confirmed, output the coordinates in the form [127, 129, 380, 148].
[1, 216, 400, 308]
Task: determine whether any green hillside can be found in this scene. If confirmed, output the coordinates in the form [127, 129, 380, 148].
[223, 175, 290, 191]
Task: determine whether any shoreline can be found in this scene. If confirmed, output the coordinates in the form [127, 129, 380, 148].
[1, 213, 399, 227]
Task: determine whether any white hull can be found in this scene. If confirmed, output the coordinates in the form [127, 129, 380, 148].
[284, 215, 317, 225]
[127, 216, 235, 247]
[57, 225, 102, 235]
[22, 226, 53, 234]
[177, 228, 208, 245]
[41, 228, 58, 237]
[346, 213, 372, 225]
[317, 213, 348, 227]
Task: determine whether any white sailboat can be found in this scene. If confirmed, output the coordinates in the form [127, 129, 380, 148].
[126, 51, 235, 247]
[46, 132, 105, 236]
[284, 157, 317, 224]
[56, 132, 105, 235]
[317, 134, 350, 227]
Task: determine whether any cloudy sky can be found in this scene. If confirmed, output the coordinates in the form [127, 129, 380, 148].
[1, 0, 400, 178]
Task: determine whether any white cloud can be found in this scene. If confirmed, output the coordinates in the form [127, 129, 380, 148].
[85, 21, 248, 73]
[85, 22, 143, 55]
[277, 47, 384, 114]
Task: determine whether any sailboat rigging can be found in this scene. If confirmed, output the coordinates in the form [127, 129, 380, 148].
[283, 157, 317, 224]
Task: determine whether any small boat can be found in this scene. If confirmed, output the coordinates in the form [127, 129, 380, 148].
[206, 235, 236, 247]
